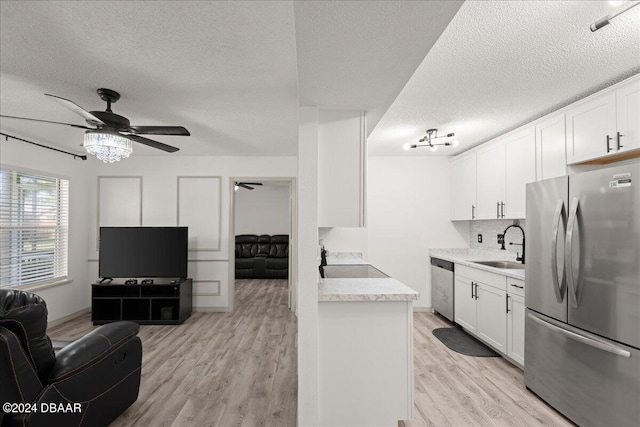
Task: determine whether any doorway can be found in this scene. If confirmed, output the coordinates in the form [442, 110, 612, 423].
[228, 177, 297, 312]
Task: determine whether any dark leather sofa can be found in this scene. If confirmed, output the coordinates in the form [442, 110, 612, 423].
[0, 289, 142, 427]
[235, 234, 289, 279]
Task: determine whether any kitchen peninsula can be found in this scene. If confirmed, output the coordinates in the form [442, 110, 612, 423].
[317, 254, 419, 427]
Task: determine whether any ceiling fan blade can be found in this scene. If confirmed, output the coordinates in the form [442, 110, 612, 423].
[0, 114, 95, 129]
[45, 93, 105, 125]
[241, 182, 263, 186]
[127, 126, 190, 136]
[127, 134, 179, 153]
[237, 183, 254, 190]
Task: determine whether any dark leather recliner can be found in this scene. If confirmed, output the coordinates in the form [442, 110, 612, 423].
[235, 234, 289, 279]
[0, 289, 142, 427]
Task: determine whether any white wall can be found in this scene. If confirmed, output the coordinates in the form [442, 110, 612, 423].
[235, 182, 290, 235]
[86, 155, 296, 311]
[0, 134, 91, 322]
[318, 227, 368, 257]
[297, 106, 320, 426]
[367, 156, 469, 309]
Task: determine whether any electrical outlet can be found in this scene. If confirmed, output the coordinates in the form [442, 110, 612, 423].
[497, 234, 505, 245]
[477, 234, 483, 243]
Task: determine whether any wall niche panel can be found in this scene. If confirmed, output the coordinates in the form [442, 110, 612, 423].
[177, 176, 221, 252]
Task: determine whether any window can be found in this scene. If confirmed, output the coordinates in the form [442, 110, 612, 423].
[0, 168, 69, 288]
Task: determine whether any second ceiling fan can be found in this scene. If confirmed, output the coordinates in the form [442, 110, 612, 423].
[235, 182, 263, 190]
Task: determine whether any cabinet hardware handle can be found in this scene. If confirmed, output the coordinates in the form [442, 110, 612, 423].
[617, 132, 624, 150]
[510, 284, 524, 289]
[472, 205, 476, 219]
[606, 135, 613, 153]
[471, 281, 475, 299]
[497, 202, 500, 218]
[475, 283, 479, 300]
[500, 202, 505, 218]
[506, 294, 510, 313]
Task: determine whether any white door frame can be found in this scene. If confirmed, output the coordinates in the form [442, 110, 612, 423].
[228, 177, 297, 311]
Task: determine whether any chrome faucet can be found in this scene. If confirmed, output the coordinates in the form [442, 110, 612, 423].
[501, 222, 525, 264]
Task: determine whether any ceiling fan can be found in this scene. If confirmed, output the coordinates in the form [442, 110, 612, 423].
[0, 88, 190, 162]
[235, 182, 263, 191]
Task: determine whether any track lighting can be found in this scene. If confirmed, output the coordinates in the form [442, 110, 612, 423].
[591, 1, 640, 32]
[405, 128, 457, 151]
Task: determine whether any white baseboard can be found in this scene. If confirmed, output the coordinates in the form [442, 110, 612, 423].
[47, 307, 91, 328]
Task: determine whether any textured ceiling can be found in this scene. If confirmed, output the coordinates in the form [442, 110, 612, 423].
[294, 0, 463, 135]
[368, 0, 640, 156]
[0, 1, 300, 156]
[0, 1, 459, 158]
[1, 1, 638, 159]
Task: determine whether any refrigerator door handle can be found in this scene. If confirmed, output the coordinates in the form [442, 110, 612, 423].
[527, 312, 631, 358]
[565, 197, 583, 308]
[551, 199, 566, 304]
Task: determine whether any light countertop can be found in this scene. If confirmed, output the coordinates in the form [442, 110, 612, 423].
[429, 248, 525, 280]
[319, 252, 419, 302]
[319, 277, 419, 302]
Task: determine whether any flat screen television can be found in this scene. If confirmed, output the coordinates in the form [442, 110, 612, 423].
[99, 227, 188, 279]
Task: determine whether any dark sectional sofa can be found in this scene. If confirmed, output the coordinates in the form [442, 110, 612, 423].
[235, 234, 289, 279]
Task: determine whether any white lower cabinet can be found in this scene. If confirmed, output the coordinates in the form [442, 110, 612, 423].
[506, 278, 526, 366]
[476, 282, 507, 354]
[454, 275, 477, 334]
[454, 264, 524, 367]
[507, 293, 525, 366]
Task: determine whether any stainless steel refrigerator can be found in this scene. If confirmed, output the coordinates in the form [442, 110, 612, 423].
[525, 162, 640, 427]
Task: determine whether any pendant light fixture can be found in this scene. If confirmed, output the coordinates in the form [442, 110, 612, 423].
[403, 128, 458, 151]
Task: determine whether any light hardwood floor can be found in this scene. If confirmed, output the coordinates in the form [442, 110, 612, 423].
[403, 312, 573, 427]
[49, 279, 297, 427]
[50, 281, 571, 427]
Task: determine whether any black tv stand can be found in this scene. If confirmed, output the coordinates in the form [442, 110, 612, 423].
[91, 279, 192, 325]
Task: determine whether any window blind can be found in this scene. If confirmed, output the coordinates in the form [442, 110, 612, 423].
[0, 168, 69, 288]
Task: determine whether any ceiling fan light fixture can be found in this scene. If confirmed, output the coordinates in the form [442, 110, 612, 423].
[84, 130, 132, 163]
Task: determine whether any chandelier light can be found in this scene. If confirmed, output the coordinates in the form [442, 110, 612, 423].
[83, 130, 132, 163]
[404, 128, 458, 151]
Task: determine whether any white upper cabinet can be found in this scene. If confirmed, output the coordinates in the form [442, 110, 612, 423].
[616, 78, 640, 153]
[318, 110, 366, 228]
[450, 152, 477, 220]
[504, 127, 536, 219]
[566, 76, 640, 164]
[476, 140, 505, 219]
[566, 92, 617, 164]
[449, 74, 638, 221]
[536, 113, 567, 180]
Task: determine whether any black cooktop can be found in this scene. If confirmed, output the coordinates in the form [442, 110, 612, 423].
[322, 264, 389, 279]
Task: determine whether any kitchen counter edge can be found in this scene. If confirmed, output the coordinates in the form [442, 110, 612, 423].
[429, 248, 525, 280]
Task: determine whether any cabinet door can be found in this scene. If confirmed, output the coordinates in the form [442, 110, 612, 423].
[566, 92, 616, 164]
[450, 152, 477, 220]
[507, 293, 525, 366]
[616, 78, 640, 153]
[454, 275, 476, 334]
[476, 282, 507, 353]
[504, 127, 536, 219]
[476, 141, 505, 219]
[318, 110, 366, 227]
[536, 113, 567, 180]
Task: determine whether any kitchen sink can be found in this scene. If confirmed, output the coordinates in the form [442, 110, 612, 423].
[469, 260, 525, 269]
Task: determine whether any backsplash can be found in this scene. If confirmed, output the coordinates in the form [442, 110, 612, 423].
[469, 219, 527, 257]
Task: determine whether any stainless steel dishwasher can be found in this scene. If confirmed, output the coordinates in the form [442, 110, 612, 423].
[430, 257, 454, 322]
